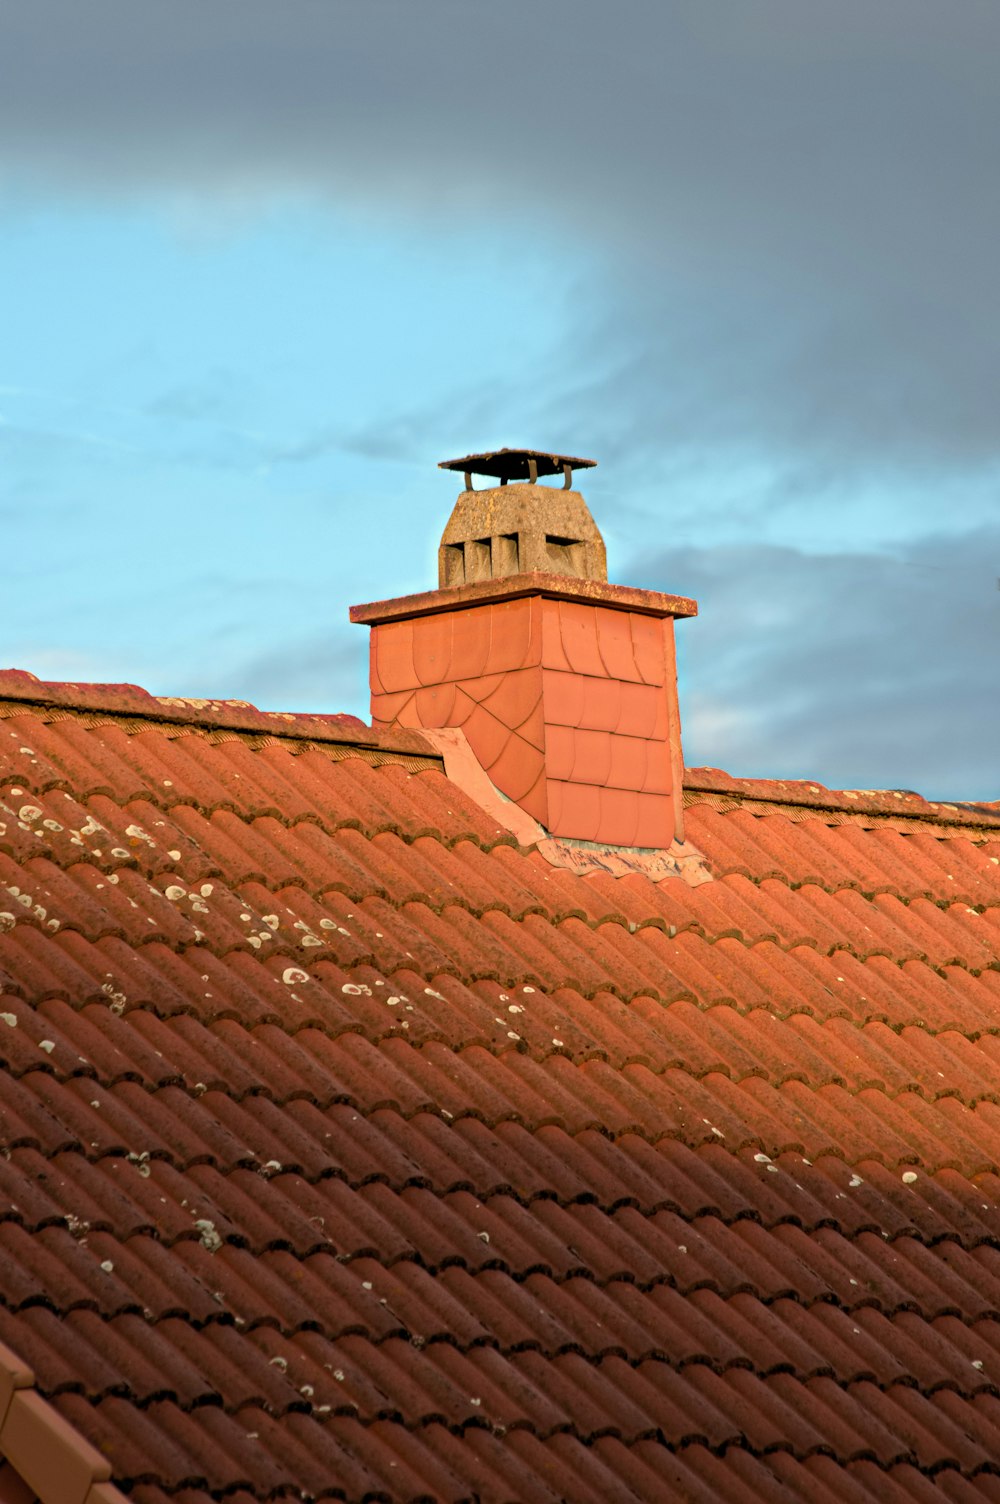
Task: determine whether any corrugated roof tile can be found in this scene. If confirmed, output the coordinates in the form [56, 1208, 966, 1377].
[5, 688, 1000, 1498]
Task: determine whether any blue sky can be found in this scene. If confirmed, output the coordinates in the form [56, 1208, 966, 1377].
[2, 1, 998, 799]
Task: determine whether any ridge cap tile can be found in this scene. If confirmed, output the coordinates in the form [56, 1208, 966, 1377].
[684, 764, 1000, 831]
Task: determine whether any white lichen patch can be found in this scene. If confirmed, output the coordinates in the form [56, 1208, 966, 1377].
[194, 1218, 223, 1253]
[100, 983, 128, 1014]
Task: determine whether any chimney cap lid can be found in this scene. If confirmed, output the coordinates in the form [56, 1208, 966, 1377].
[439, 447, 596, 483]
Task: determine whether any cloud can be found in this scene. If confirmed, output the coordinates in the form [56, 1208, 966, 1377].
[219, 627, 369, 720]
[145, 372, 245, 423]
[5, 1, 1000, 478]
[178, 518, 1000, 803]
[5, 0, 1000, 753]
[637, 523, 1000, 801]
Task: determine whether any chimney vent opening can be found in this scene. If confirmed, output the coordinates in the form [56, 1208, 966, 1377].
[545, 535, 586, 578]
[494, 533, 520, 575]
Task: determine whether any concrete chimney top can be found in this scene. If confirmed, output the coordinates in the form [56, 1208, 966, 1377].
[436, 448, 606, 588]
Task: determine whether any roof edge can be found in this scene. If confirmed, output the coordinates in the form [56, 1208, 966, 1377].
[0, 1338, 129, 1504]
[685, 764, 1000, 831]
[0, 670, 435, 761]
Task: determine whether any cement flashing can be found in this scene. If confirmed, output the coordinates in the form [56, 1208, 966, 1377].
[421, 726, 712, 882]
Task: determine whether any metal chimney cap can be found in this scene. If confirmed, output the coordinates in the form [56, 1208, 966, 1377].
[439, 448, 597, 485]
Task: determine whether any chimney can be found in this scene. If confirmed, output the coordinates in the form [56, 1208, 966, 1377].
[350, 449, 697, 850]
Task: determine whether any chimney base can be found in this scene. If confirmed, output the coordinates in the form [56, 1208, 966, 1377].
[351, 573, 697, 851]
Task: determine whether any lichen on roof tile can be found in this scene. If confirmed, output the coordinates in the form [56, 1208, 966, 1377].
[1, 673, 999, 1500]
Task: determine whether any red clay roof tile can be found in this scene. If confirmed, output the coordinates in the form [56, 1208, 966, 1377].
[3, 680, 1000, 1498]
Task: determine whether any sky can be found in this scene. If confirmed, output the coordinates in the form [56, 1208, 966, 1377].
[1, 0, 997, 800]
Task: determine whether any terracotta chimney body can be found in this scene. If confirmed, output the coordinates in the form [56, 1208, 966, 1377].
[350, 450, 697, 850]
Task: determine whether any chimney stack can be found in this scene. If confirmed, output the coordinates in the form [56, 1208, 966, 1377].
[350, 450, 697, 851]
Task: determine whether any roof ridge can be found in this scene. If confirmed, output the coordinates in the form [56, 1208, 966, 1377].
[0, 670, 435, 764]
[10, 669, 995, 833]
[685, 767, 1000, 833]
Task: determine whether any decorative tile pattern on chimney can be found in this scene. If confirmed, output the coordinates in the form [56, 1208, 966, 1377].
[350, 450, 697, 850]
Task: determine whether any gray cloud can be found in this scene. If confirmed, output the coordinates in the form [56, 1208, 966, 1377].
[5, 1, 1000, 476]
[179, 524, 1000, 803]
[639, 523, 1000, 801]
[6, 1, 999, 790]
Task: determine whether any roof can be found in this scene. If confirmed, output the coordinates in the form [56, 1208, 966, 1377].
[2, 667, 1000, 1502]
